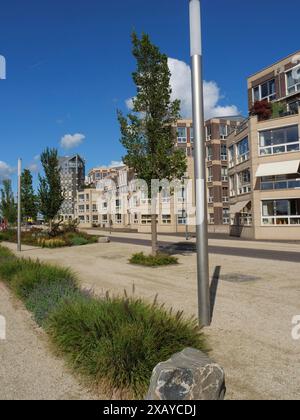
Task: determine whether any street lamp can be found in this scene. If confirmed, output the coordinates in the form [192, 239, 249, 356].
[17, 158, 22, 252]
[189, 0, 211, 326]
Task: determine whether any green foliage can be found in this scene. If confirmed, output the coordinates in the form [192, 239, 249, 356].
[25, 279, 81, 326]
[0, 244, 206, 399]
[118, 33, 187, 255]
[9, 261, 75, 299]
[47, 294, 206, 398]
[129, 252, 178, 267]
[0, 179, 17, 225]
[21, 169, 38, 221]
[272, 101, 286, 118]
[38, 148, 64, 228]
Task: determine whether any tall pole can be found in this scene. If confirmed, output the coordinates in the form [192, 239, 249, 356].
[189, 0, 210, 326]
[17, 158, 22, 252]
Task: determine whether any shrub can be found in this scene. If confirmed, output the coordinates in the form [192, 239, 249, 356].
[47, 294, 206, 398]
[10, 261, 76, 299]
[129, 252, 178, 267]
[25, 279, 81, 326]
[37, 238, 67, 248]
[67, 236, 89, 246]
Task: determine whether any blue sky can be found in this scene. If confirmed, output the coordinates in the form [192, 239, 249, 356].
[0, 0, 299, 189]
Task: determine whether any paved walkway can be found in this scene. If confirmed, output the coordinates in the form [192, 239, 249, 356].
[0, 282, 98, 400]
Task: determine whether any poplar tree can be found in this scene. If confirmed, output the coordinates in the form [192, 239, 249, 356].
[118, 33, 187, 255]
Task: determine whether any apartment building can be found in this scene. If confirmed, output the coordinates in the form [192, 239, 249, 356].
[59, 155, 85, 221]
[87, 166, 121, 187]
[228, 52, 300, 240]
[176, 117, 243, 229]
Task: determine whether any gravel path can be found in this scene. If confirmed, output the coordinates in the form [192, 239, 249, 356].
[0, 282, 98, 400]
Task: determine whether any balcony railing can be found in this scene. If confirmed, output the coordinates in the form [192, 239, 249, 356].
[261, 178, 300, 190]
[259, 141, 300, 156]
[238, 185, 251, 195]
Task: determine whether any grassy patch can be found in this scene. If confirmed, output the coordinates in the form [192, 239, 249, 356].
[129, 252, 178, 267]
[47, 294, 205, 398]
[0, 244, 206, 399]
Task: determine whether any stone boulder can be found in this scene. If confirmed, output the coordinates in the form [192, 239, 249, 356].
[98, 236, 110, 244]
[146, 348, 225, 400]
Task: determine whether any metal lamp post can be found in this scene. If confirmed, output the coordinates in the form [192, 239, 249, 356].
[189, 0, 211, 326]
[17, 158, 22, 252]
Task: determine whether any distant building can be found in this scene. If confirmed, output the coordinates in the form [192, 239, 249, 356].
[87, 165, 124, 188]
[58, 155, 85, 220]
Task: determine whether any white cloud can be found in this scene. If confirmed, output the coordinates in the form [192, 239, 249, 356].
[0, 161, 14, 183]
[60, 133, 86, 150]
[168, 58, 239, 119]
[28, 163, 39, 173]
[126, 58, 239, 120]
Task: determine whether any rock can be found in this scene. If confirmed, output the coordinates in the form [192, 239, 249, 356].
[98, 236, 110, 244]
[146, 348, 225, 401]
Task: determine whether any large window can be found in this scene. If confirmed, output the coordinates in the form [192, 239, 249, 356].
[228, 145, 235, 168]
[221, 144, 227, 160]
[261, 175, 300, 191]
[238, 169, 251, 195]
[237, 137, 249, 163]
[262, 199, 300, 225]
[219, 124, 228, 139]
[286, 67, 300, 95]
[253, 79, 276, 102]
[177, 127, 187, 143]
[259, 125, 299, 155]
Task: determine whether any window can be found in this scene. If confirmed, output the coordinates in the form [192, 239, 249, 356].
[259, 125, 299, 155]
[177, 187, 186, 203]
[78, 205, 85, 213]
[262, 199, 300, 225]
[92, 215, 99, 223]
[208, 188, 214, 203]
[207, 167, 213, 182]
[221, 166, 228, 182]
[141, 215, 157, 224]
[228, 145, 235, 168]
[177, 210, 187, 225]
[253, 79, 276, 102]
[229, 175, 236, 197]
[209, 214, 214, 225]
[221, 144, 227, 161]
[206, 125, 212, 140]
[237, 137, 249, 163]
[190, 127, 194, 143]
[207, 145, 213, 161]
[177, 127, 187, 143]
[223, 208, 230, 225]
[78, 194, 85, 202]
[92, 204, 97, 212]
[162, 215, 171, 224]
[222, 187, 229, 202]
[115, 214, 122, 224]
[79, 216, 85, 222]
[261, 175, 300, 191]
[219, 124, 228, 139]
[238, 169, 251, 195]
[133, 213, 139, 224]
[286, 67, 300, 95]
[102, 215, 108, 223]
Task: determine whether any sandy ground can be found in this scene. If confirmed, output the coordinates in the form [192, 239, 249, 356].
[2, 235, 300, 400]
[0, 282, 99, 400]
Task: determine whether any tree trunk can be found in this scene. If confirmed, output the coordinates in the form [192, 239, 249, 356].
[151, 213, 158, 256]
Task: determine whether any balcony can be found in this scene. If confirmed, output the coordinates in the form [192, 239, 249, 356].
[238, 185, 251, 195]
[261, 178, 300, 190]
[259, 141, 300, 156]
[236, 153, 250, 164]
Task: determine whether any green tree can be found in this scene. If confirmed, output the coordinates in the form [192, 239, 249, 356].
[0, 179, 17, 225]
[38, 148, 64, 231]
[21, 169, 38, 222]
[118, 33, 187, 255]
